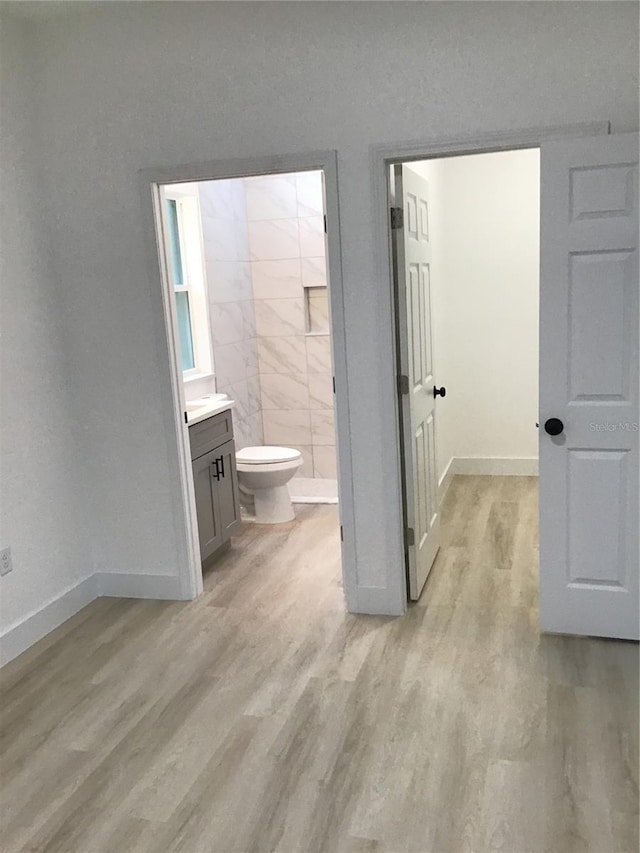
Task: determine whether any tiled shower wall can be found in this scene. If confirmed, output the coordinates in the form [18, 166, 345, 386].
[199, 172, 336, 478]
[246, 172, 337, 480]
[198, 180, 263, 450]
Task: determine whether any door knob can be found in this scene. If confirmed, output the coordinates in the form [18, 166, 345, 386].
[544, 417, 564, 436]
[433, 386, 446, 398]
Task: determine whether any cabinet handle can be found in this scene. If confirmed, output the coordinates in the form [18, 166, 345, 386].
[218, 454, 225, 478]
[212, 458, 222, 481]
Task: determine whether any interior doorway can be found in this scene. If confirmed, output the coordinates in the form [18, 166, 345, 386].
[386, 130, 639, 639]
[391, 149, 540, 599]
[140, 153, 356, 607]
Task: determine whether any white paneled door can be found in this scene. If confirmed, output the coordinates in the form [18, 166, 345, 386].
[539, 133, 639, 639]
[393, 165, 441, 600]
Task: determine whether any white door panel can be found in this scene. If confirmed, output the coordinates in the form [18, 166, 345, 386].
[394, 165, 441, 600]
[539, 132, 639, 640]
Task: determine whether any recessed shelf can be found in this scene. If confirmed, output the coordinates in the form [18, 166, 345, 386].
[305, 286, 329, 334]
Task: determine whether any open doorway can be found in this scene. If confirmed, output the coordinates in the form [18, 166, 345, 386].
[391, 149, 540, 600]
[387, 130, 638, 640]
[148, 161, 348, 601]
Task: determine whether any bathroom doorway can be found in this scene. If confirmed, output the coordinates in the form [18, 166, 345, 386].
[143, 153, 354, 604]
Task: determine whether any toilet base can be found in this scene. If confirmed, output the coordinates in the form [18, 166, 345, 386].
[236, 448, 303, 524]
[254, 485, 295, 524]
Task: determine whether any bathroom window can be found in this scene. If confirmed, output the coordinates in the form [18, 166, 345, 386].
[162, 187, 213, 379]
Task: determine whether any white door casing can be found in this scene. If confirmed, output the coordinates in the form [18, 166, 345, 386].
[140, 151, 356, 608]
[539, 132, 639, 640]
[393, 165, 441, 600]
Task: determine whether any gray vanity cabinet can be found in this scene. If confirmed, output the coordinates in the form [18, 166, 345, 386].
[192, 450, 224, 561]
[215, 440, 241, 539]
[189, 411, 241, 565]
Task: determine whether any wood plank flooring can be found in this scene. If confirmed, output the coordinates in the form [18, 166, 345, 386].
[1, 476, 637, 852]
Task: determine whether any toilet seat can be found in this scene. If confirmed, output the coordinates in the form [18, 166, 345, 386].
[236, 446, 301, 465]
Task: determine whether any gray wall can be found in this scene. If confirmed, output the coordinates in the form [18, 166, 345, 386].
[0, 17, 92, 641]
[1, 2, 638, 635]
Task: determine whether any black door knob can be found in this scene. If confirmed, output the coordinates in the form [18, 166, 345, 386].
[544, 417, 564, 436]
[433, 386, 446, 398]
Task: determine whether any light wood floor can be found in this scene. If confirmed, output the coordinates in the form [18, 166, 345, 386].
[1, 476, 638, 853]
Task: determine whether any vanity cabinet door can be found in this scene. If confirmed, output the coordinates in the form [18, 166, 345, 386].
[192, 450, 223, 561]
[216, 440, 241, 540]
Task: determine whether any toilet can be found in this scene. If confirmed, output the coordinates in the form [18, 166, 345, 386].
[236, 446, 303, 524]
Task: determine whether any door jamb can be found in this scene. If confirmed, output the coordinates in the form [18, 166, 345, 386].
[138, 151, 356, 605]
[371, 121, 610, 609]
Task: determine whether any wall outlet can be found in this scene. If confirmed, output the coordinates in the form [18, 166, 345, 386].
[0, 547, 13, 577]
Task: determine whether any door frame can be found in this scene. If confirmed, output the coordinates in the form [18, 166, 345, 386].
[372, 121, 610, 609]
[138, 151, 356, 604]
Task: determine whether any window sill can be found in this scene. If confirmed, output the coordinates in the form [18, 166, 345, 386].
[183, 371, 215, 384]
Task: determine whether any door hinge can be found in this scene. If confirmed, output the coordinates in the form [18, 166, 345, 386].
[390, 206, 404, 230]
[332, 376, 336, 394]
[398, 374, 409, 395]
[323, 214, 327, 233]
[184, 411, 188, 424]
[406, 527, 415, 548]
[340, 525, 344, 542]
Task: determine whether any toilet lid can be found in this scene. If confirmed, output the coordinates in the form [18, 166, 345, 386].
[236, 446, 302, 465]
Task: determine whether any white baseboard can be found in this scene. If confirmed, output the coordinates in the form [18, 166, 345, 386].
[438, 457, 456, 502]
[437, 456, 537, 503]
[453, 457, 539, 476]
[0, 574, 98, 667]
[96, 572, 183, 599]
[1, 571, 185, 667]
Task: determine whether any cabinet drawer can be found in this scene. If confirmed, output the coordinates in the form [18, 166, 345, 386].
[189, 410, 233, 460]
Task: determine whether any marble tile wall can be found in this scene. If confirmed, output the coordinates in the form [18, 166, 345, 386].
[197, 172, 337, 479]
[198, 180, 263, 450]
[246, 171, 337, 480]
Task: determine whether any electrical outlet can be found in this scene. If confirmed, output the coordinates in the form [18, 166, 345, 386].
[0, 547, 13, 577]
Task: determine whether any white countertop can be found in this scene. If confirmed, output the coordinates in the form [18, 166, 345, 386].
[185, 395, 235, 426]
